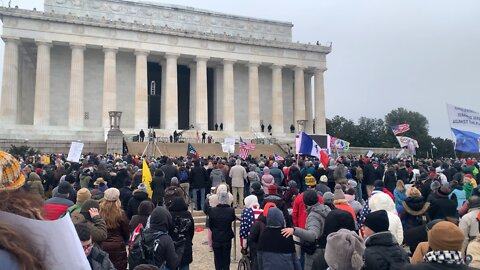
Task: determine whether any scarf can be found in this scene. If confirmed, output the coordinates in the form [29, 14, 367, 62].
[424, 250, 464, 265]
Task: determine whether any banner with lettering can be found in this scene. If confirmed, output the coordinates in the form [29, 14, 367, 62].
[447, 104, 480, 134]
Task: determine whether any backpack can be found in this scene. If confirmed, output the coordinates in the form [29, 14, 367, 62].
[178, 169, 189, 183]
[170, 215, 192, 242]
[128, 225, 168, 270]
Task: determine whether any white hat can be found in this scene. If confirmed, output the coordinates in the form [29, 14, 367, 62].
[435, 167, 444, 174]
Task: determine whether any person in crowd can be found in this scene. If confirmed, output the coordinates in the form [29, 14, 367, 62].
[427, 185, 457, 220]
[80, 167, 93, 189]
[100, 188, 130, 270]
[316, 175, 331, 195]
[164, 177, 187, 208]
[257, 207, 300, 270]
[362, 210, 409, 270]
[459, 195, 480, 252]
[129, 200, 155, 233]
[281, 190, 331, 270]
[168, 197, 194, 270]
[283, 180, 299, 209]
[261, 167, 275, 193]
[190, 160, 208, 211]
[240, 195, 263, 250]
[75, 223, 116, 270]
[409, 219, 445, 263]
[250, 181, 265, 206]
[160, 158, 178, 186]
[369, 191, 404, 244]
[263, 184, 292, 227]
[270, 162, 285, 187]
[68, 188, 92, 215]
[44, 181, 74, 220]
[394, 180, 407, 214]
[405, 221, 474, 270]
[151, 168, 166, 206]
[230, 159, 247, 208]
[210, 162, 226, 189]
[208, 191, 237, 270]
[401, 186, 430, 231]
[345, 187, 363, 215]
[322, 191, 336, 210]
[449, 179, 467, 210]
[139, 129, 145, 142]
[71, 199, 108, 244]
[333, 184, 357, 221]
[384, 165, 397, 193]
[127, 182, 150, 218]
[91, 177, 108, 200]
[27, 171, 45, 198]
[325, 229, 365, 270]
[467, 224, 480, 269]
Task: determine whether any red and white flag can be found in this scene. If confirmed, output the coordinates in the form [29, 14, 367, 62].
[239, 137, 256, 159]
[391, 124, 410, 135]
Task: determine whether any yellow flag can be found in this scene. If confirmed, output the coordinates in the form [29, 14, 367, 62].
[142, 159, 153, 199]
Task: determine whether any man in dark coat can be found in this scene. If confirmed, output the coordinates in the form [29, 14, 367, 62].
[363, 210, 409, 270]
[139, 129, 145, 142]
[168, 197, 195, 270]
[75, 223, 116, 270]
[151, 169, 166, 206]
[427, 186, 457, 220]
[127, 184, 150, 219]
[362, 158, 376, 201]
[190, 160, 208, 211]
[160, 158, 178, 186]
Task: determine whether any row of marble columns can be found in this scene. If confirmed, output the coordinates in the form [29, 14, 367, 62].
[0, 37, 327, 134]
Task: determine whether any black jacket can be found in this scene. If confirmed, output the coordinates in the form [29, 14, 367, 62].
[427, 192, 457, 220]
[160, 164, 178, 186]
[261, 194, 292, 227]
[127, 190, 150, 219]
[151, 175, 166, 206]
[88, 245, 116, 270]
[363, 163, 376, 186]
[208, 204, 236, 243]
[168, 197, 195, 266]
[190, 166, 208, 189]
[119, 186, 133, 212]
[364, 232, 409, 270]
[384, 167, 397, 193]
[401, 196, 430, 231]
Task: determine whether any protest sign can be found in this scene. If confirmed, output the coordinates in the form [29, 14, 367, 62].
[67, 142, 84, 162]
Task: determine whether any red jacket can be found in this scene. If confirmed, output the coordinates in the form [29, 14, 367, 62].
[44, 196, 74, 220]
[292, 193, 323, 229]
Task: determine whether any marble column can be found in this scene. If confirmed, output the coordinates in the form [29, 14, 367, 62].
[33, 41, 52, 126]
[134, 49, 149, 130]
[102, 47, 117, 129]
[68, 43, 86, 128]
[188, 63, 196, 129]
[314, 68, 327, 134]
[248, 62, 260, 131]
[160, 60, 166, 129]
[195, 56, 209, 131]
[305, 72, 314, 134]
[271, 64, 284, 134]
[222, 59, 235, 132]
[164, 53, 179, 130]
[294, 66, 306, 131]
[0, 37, 20, 125]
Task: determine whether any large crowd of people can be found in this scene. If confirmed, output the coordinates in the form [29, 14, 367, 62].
[1, 149, 480, 270]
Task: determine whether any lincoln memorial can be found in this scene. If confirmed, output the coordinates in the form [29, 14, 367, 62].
[0, 0, 330, 145]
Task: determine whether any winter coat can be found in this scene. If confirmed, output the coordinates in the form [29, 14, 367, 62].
[345, 194, 363, 214]
[449, 184, 467, 210]
[363, 232, 409, 270]
[71, 212, 108, 244]
[168, 197, 195, 266]
[262, 194, 293, 228]
[467, 236, 480, 269]
[88, 245, 116, 270]
[229, 165, 247, 188]
[208, 204, 236, 243]
[459, 208, 480, 251]
[80, 174, 92, 189]
[143, 206, 184, 270]
[363, 162, 376, 186]
[248, 214, 267, 270]
[291, 193, 323, 229]
[261, 168, 275, 193]
[101, 213, 129, 270]
[44, 196, 74, 220]
[283, 187, 299, 209]
[315, 182, 331, 196]
[397, 167, 408, 184]
[210, 168, 226, 188]
[164, 186, 186, 208]
[384, 167, 397, 192]
[394, 188, 407, 213]
[28, 172, 44, 198]
[251, 189, 265, 206]
[333, 199, 357, 221]
[269, 167, 284, 187]
[427, 191, 457, 220]
[151, 175, 166, 206]
[401, 196, 430, 231]
[119, 186, 133, 212]
[129, 200, 155, 233]
[160, 164, 177, 186]
[127, 190, 150, 219]
[115, 168, 131, 188]
[293, 203, 331, 270]
[369, 193, 404, 244]
[257, 227, 300, 270]
[190, 166, 208, 189]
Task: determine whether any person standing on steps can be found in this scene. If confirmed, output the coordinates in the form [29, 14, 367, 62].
[267, 124, 272, 133]
[261, 123, 265, 132]
[139, 129, 145, 142]
[220, 123, 223, 131]
[215, 123, 219, 130]
[202, 131, 207, 143]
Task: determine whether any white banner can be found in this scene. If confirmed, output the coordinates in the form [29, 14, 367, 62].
[221, 143, 235, 153]
[67, 142, 84, 163]
[447, 104, 480, 134]
[396, 136, 419, 148]
[224, 137, 236, 145]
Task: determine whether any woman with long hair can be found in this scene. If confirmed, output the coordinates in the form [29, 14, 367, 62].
[99, 188, 130, 270]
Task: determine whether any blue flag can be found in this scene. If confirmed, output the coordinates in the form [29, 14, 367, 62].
[452, 128, 480, 153]
[298, 132, 321, 158]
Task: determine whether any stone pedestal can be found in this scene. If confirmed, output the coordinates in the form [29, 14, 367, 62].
[106, 111, 124, 154]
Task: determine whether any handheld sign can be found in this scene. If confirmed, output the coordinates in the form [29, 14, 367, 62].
[67, 142, 84, 163]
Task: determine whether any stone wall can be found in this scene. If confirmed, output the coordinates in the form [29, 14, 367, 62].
[0, 139, 106, 154]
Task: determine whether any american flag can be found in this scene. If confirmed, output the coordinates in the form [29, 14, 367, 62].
[239, 137, 256, 160]
[391, 124, 410, 135]
[274, 153, 285, 162]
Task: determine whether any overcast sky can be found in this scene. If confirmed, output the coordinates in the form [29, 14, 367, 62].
[3, 0, 479, 138]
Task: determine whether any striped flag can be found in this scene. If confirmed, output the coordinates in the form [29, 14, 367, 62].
[187, 143, 199, 159]
[274, 153, 284, 162]
[239, 137, 255, 160]
[391, 124, 410, 135]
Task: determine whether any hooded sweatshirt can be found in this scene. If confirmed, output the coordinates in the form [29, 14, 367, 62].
[261, 167, 275, 193]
